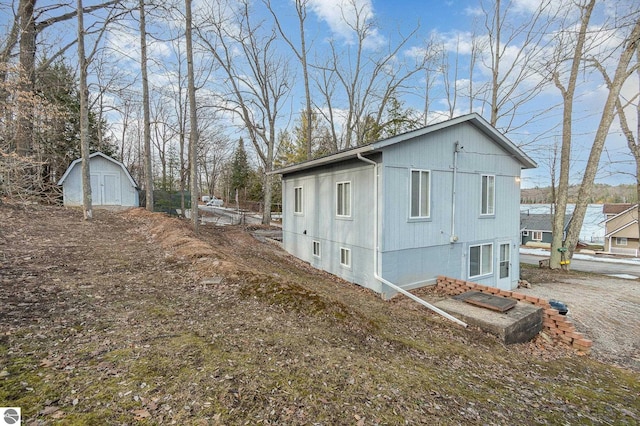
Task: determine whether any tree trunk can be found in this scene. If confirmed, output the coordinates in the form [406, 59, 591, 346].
[185, 0, 199, 232]
[139, 0, 153, 211]
[16, 0, 36, 156]
[77, 0, 92, 220]
[549, 0, 595, 270]
[564, 18, 640, 261]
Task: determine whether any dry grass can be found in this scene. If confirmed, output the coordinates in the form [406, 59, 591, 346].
[1, 202, 638, 425]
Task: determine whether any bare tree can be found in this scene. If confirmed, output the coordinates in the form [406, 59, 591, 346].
[12, 0, 122, 156]
[266, 0, 314, 160]
[139, 0, 154, 211]
[198, 0, 292, 224]
[548, 0, 596, 270]
[313, 0, 424, 149]
[479, 0, 556, 132]
[185, 0, 199, 231]
[77, 0, 92, 220]
[564, 17, 640, 258]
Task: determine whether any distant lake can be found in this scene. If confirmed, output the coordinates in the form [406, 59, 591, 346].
[520, 204, 605, 243]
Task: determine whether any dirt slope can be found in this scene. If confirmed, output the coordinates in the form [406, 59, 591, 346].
[1, 202, 638, 425]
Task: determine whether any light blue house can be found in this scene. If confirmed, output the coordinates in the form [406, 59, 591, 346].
[273, 113, 537, 298]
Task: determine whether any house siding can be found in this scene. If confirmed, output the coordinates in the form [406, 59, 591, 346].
[282, 158, 381, 293]
[278, 115, 531, 297]
[379, 123, 521, 292]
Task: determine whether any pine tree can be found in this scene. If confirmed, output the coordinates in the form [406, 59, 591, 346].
[230, 138, 250, 197]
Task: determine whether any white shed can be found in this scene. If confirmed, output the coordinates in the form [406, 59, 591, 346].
[57, 152, 139, 208]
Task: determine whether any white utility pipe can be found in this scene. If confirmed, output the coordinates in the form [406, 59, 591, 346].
[356, 153, 467, 328]
[450, 141, 460, 243]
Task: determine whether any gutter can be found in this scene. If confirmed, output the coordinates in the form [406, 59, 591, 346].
[356, 153, 467, 328]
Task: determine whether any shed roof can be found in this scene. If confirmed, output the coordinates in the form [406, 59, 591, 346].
[520, 213, 571, 232]
[57, 152, 138, 188]
[271, 113, 537, 175]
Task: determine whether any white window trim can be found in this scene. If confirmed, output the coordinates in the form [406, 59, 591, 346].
[294, 186, 303, 215]
[312, 241, 321, 257]
[532, 231, 543, 241]
[481, 174, 495, 216]
[340, 247, 351, 268]
[616, 237, 628, 246]
[409, 169, 431, 219]
[522, 230, 529, 236]
[336, 181, 352, 218]
[469, 243, 493, 279]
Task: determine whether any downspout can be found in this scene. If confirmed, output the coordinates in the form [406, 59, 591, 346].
[450, 141, 460, 243]
[357, 153, 467, 328]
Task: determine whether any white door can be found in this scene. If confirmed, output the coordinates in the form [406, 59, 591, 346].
[90, 173, 101, 205]
[497, 242, 511, 290]
[103, 173, 121, 205]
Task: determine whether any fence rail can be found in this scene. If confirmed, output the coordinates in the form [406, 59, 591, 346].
[610, 247, 639, 257]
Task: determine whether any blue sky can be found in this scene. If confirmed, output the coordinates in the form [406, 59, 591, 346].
[2, 0, 638, 189]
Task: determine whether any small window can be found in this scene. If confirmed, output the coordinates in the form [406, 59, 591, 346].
[616, 237, 628, 246]
[532, 231, 543, 241]
[481, 175, 495, 215]
[522, 231, 529, 236]
[410, 170, 430, 218]
[294, 186, 303, 214]
[340, 247, 351, 268]
[469, 243, 493, 278]
[312, 241, 321, 257]
[336, 181, 351, 217]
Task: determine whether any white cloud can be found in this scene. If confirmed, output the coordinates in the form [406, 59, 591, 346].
[308, 0, 385, 49]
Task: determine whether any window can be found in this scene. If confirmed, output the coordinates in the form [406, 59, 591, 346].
[532, 231, 543, 241]
[340, 247, 351, 267]
[469, 243, 493, 278]
[410, 170, 430, 218]
[336, 181, 351, 217]
[616, 237, 628, 246]
[294, 186, 303, 214]
[522, 231, 529, 236]
[481, 175, 495, 215]
[312, 241, 321, 257]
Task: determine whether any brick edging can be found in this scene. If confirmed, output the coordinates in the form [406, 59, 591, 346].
[435, 276, 592, 353]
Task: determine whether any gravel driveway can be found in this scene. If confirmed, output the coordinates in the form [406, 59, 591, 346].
[517, 275, 640, 371]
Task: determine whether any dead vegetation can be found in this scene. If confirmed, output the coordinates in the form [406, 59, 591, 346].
[1, 201, 639, 425]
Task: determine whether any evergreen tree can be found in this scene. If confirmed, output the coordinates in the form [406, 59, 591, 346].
[36, 60, 115, 183]
[230, 138, 250, 198]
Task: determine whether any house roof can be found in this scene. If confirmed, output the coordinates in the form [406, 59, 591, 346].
[57, 152, 138, 188]
[520, 213, 571, 232]
[270, 113, 537, 175]
[602, 203, 635, 215]
[603, 203, 638, 224]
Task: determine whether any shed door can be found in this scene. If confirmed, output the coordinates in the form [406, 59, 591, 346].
[103, 173, 121, 205]
[90, 173, 101, 205]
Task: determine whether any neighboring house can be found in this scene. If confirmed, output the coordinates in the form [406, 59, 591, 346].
[272, 113, 537, 298]
[603, 203, 633, 220]
[520, 213, 571, 247]
[603, 204, 639, 256]
[58, 152, 139, 208]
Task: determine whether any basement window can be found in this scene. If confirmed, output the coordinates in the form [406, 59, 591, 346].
[313, 241, 321, 257]
[340, 247, 351, 268]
